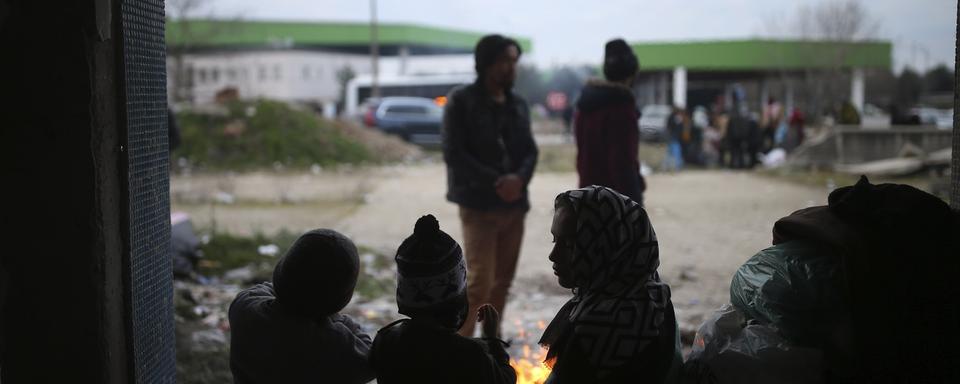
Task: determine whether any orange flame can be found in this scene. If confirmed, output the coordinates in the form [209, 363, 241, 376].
[510, 345, 552, 384]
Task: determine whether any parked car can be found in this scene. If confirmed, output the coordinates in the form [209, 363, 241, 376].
[364, 96, 444, 145]
[638, 104, 671, 141]
[908, 107, 954, 129]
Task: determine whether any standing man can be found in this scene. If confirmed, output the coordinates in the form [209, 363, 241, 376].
[442, 34, 538, 337]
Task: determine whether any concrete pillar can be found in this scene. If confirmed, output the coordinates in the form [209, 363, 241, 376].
[851, 68, 865, 113]
[345, 77, 359, 116]
[672, 66, 687, 108]
[953, 4, 959, 210]
[398, 45, 410, 75]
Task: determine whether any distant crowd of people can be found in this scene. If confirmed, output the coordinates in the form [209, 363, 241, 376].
[658, 93, 807, 172]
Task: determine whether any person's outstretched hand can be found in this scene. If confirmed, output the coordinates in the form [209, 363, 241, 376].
[477, 304, 500, 339]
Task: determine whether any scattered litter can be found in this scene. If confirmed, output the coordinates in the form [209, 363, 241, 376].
[684, 304, 824, 384]
[257, 244, 280, 257]
[640, 162, 653, 177]
[190, 329, 227, 351]
[760, 148, 786, 168]
[212, 191, 235, 204]
[223, 266, 254, 282]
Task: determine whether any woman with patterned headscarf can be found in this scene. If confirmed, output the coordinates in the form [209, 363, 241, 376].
[540, 186, 683, 383]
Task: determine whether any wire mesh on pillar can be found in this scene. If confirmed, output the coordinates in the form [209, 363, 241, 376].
[953, 3, 959, 211]
[121, 0, 174, 382]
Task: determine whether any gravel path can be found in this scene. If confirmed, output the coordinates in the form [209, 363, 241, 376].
[172, 162, 827, 338]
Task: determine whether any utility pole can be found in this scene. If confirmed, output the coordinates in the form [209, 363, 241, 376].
[370, 0, 380, 98]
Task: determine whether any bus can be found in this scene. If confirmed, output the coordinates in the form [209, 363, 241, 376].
[345, 73, 474, 117]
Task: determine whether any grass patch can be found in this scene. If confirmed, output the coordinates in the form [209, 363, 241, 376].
[175, 100, 373, 171]
[537, 144, 577, 173]
[198, 230, 299, 277]
[198, 230, 396, 300]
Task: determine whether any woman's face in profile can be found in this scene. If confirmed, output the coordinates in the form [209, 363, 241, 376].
[549, 203, 577, 289]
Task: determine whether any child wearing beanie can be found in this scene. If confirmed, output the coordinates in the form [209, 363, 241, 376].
[228, 229, 374, 384]
[369, 215, 517, 384]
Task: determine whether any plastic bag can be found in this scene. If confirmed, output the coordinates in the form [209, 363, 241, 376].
[729, 240, 846, 346]
[683, 305, 823, 384]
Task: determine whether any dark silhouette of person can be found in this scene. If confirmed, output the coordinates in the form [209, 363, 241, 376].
[442, 34, 538, 337]
[574, 38, 645, 205]
[541, 186, 682, 383]
[727, 103, 753, 169]
[228, 229, 374, 384]
[369, 215, 515, 384]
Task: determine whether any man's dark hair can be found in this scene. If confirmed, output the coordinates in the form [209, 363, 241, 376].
[474, 34, 522, 81]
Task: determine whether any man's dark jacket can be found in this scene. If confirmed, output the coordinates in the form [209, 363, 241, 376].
[442, 83, 538, 211]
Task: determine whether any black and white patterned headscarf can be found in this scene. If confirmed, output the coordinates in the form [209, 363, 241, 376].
[540, 186, 671, 378]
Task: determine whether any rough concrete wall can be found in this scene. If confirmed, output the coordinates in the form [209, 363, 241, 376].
[787, 127, 953, 168]
[0, 0, 128, 382]
[953, 2, 959, 211]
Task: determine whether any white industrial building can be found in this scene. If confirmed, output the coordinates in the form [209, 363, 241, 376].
[165, 19, 530, 115]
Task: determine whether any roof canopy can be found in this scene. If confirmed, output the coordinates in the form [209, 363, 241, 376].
[166, 19, 533, 55]
[631, 39, 891, 71]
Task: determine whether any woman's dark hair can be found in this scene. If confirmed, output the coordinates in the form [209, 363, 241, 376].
[474, 34, 522, 81]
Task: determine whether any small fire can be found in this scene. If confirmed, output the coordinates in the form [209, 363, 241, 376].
[510, 344, 553, 384]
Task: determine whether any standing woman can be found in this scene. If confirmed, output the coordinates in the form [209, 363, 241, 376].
[541, 186, 682, 384]
[574, 39, 645, 205]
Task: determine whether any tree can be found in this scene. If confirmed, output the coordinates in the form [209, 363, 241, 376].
[166, 0, 208, 103]
[166, 0, 242, 103]
[794, 0, 879, 41]
[894, 68, 923, 107]
[923, 64, 954, 94]
[778, 0, 880, 121]
[514, 65, 548, 105]
[547, 67, 587, 100]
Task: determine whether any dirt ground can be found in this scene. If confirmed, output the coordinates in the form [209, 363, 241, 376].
[171, 157, 828, 341]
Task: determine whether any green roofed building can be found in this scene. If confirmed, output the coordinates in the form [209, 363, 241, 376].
[166, 19, 532, 55]
[628, 39, 892, 118]
[166, 19, 531, 110]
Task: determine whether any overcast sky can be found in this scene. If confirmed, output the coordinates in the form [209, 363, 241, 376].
[198, 0, 956, 72]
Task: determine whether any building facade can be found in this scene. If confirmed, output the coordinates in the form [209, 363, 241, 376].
[166, 20, 530, 113]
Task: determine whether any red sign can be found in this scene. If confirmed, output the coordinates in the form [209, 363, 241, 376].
[546, 92, 568, 111]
